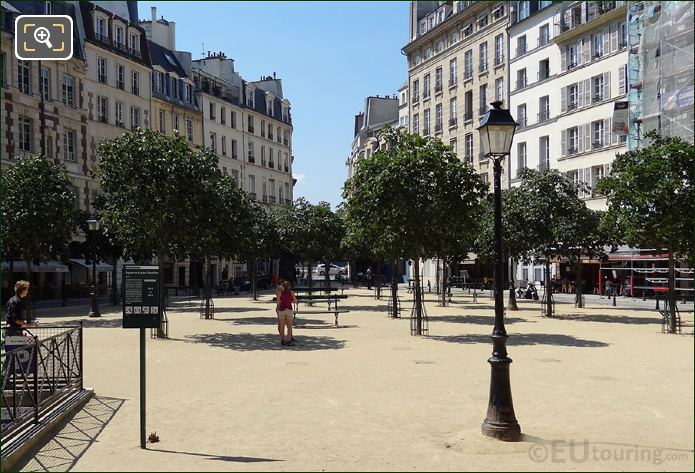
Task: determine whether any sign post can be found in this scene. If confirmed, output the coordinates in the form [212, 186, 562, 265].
[122, 265, 161, 449]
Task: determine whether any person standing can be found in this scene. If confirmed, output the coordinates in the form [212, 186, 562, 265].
[4, 280, 37, 337]
[277, 280, 296, 346]
[365, 266, 373, 290]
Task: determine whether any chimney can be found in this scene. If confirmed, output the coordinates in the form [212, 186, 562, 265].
[151, 6, 156, 22]
[150, 6, 157, 38]
[273, 72, 276, 79]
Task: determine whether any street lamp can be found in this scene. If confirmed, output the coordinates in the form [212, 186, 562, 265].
[477, 101, 521, 441]
[87, 216, 101, 318]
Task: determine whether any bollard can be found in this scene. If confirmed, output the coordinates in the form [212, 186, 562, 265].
[655, 295, 660, 310]
[612, 293, 616, 306]
[642, 290, 646, 301]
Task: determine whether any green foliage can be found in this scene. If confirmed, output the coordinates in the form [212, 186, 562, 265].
[241, 198, 280, 261]
[1, 155, 76, 262]
[596, 131, 694, 260]
[343, 127, 486, 261]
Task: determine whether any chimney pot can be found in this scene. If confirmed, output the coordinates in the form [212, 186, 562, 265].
[151, 6, 156, 22]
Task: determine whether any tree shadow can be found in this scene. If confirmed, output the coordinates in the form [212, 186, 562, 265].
[41, 317, 124, 329]
[428, 314, 534, 325]
[554, 313, 663, 325]
[16, 396, 125, 472]
[147, 448, 283, 463]
[341, 304, 389, 312]
[430, 332, 609, 347]
[219, 316, 329, 326]
[208, 306, 269, 314]
[184, 332, 346, 351]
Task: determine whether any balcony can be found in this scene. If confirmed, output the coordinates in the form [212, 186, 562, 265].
[284, 165, 289, 172]
[464, 69, 473, 80]
[115, 42, 128, 53]
[478, 151, 487, 162]
[434, 83, 442, 94]
[128, 47, 141, 59]
[537, 110, 550, 122]
[412, 94, 420, 104]
[464, 112, 473, 122]
[554, 2, 626, 40]
[283, 138, 288, 146]
[248, 126, 255, 134]
[115, 120, 125, 128]
[116, 80, 124, 90]
[285, 198, 292, 205]
[269, 160, 274, 168]
[248, 153, 255, 163]
[538, 69, 550, 81]
[516, 79, 527, 90]
[250, 192, 257, 199]
[232, 153, 238, 160]
[592, 93, 603, 104]
[96, 32, 109, 44]
[99, 115, 108, 123]
[423, 90, 431, 100]
[517, 117, 527, 129]
[423, 127, 430, 136]
[479, 63, 488, 73]
[132, 86, 139, 96]
[494, 55, 504, 66]
[568, 101, 577, 111]
[516, 46, 527, 57]
[98, 74, 107, 84]
[435, 122, 442, 133]
[538, 34, 549, 47]
[449, 117, 457, 127]
[448, 78, 457, 87]
[592, 140, 604, 149]
[479, 107, 488, 116]
[568, 146, 579, 155]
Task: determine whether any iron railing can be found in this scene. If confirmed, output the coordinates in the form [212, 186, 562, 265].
[1, 324, 83, 442]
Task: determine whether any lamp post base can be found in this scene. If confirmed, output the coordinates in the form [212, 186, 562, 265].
[481, 354, 521, 442]
[88, 287, 101, 317]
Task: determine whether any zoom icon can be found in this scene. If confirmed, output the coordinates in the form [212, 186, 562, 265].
[15, 15, 73, 61]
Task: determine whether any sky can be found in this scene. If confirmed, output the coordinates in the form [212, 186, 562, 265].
[137, 1, 410, 208]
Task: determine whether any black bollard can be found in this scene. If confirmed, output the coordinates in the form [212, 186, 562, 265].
[642, 290, 646, 301]
[655, 295, 660, 310]
[612, 293, 616, 306]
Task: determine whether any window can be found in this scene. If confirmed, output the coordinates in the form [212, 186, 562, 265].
[231, 111, 237, 129]
[277, 126, 282, 144]
[131, 71, 139, 95]
[435, 103, 443, 132]
[450, 138, 457, 155]
[516, 68, 527, 90]
[279, 185, 284, 203]
[18, 60, 31, 94]
[247, 115, 254, 133]
[269, 123, 275, 140]
[129, 33, 139, 53]
[492, 4, 505, 20]
[185, 83, 193, 103]
[283, 129, 289, 146]
[424, 47, 432, 60]
[539, 136, 550, 169]
[516, 104, 527, 128]
[62, 74, 75, 107]
[478, 13, 488, 29]
[248, 141, 255, 162]
[517, 35, 527, 57]
[620, 22, 627, 47]
[98, 96, 108, 123]
[538, 24, 550, 46]
[186, 119, 193, 141]
[220, 106, 226, 125]
[435, 67, 442, 93]
[173, 113, 179, 133]
[423, 73, 430, 99]
[115, 26, 124, 46]
[538, 96, 549, 121]
[284, 152, 289, 171]
[568, 127, 578, 153]
[171, 77, 178, 99]
[435, 40, 444, 54]
[412, 79, 420, 102]
[479, 84, 487, 116]
[232, 139, 238, 159]
[1, 52, 5, 88]
[592, 75, 604, 102]
[266, 97, 273, 116]
[269, 148, 275, 167]
[260, 120, 266, 137]
[116, 64, 125, 89]
[464, 90, 473, 121]
[159, 109, 166, 132]
[412, 113, 420, 134]
[261, 145, 266, 165]
[593, 33, 604, 58]
[130, 107, 140, 129]
[412, 54, 421, 67]
[494, 34, 504, 65]
[464, 133, 473, 163]
[115, 101, 123, 126]
[618, 64, 628, 95]
[449, 97, 457, 126]
[423, 108, 430, 135]
[518, 1, 530, 20]
[97, 57, 107, 84]
[96, 17, 106, 40]
[464, 50, 473, 79]
[284, 182, 290, 201]
[463, 22, 473, 37]
[40, 66, 51, 100]
[495, 77, 504, 103]
[210, 102, 216, 120]
[568, 44, 578, 69]
[210, 132, 217, 152]
[479, 42, 488, 72]
[262, 180, 267, 201]
[449, 58, 457, 85]
[517, 142, 527, 173]
[568, 84, 578, 110]
[46, 136, 53, 159]
[449, 29, 459, 46]
[269, 179, 276, 199]
[18, 117, 32, 152]
[63, 129, 76, 161]
[248, 175, 256, 195]
[247, 89, 255, 108]
[592, 120, 604, 147]
[538, 58, 550, 80]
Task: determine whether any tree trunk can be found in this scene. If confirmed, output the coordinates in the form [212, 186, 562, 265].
[435, 258, 440, 294]
[413, 258, 423, 335]
[111, 256, 120, 306]
[375, 259, 382, 299]
[507, 256, 519, 310]
[545, 261, 553, 317]
[24, 253, 33, 320]
[251, 258, 258, 301]
[390, 259, 399, 318]
[668, 249, 677, 333]
[307, 261, 312, 288]
[157, 253, 166, 338]
[350, 258, 357, 288]
[441, 260, 448, 307]
[324, 258, 331, 291]
[204, 256, 212, 319]
[575, 261, 584, 308]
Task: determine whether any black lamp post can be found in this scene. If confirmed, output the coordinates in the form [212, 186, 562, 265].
[87, 216, 101, 318]
[477, 101, 521, 441]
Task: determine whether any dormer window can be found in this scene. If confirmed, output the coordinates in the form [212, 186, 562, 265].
[247, 89, 255, 108]
[96, 17, 107, 40]
[129, 32, 140, 55]
[266, 97, 273, 116]
[115, 26, 124, 46]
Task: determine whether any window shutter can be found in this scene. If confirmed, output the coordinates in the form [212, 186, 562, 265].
[618, 65, 626, 94]
[165, 73, 170, 96]
[578, 126, 584, 153]
[561, 86, 567, 112]
[610, 25, 618, 53]
[604, 71, 611, 99]
[578, 81, 584, 108]
[603, 162, 612, 177]
[603, 27, 610, 55]
[582, 36, 591, 64]
[604, 118, 611, 145]
[561, 47, 567, 72]
[583, 167, 592, 197]
[584, 123, 591, 150]
[561, 129, 567, 157]
[583, 79, 591, 106]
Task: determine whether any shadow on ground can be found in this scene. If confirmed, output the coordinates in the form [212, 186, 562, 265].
[41, 317, 123, 329]
[218, 316, 329, 326]
[428, 314, 534, 325]
[147, 449, 283, 463]
[184, 332, 346, 351]
[17, 396, 125, 472]
[430, 332, 609, 347]
[554, 313, 662, 325]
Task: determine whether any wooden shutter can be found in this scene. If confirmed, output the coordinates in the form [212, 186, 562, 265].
[578, 126, 584, 153]
[578, 81, 584, 108]
[618, 65, 626, 94]
[561, 129, 567, 157]
[604, 71, 611, 99]
[583, 79, 591, 106]
[603, 27, 610, 56]
[561, 86, 567, 112]
[584, 123, 591, 150]
[610, 24, 619, 53]
[606, 117, 615, 145]
[583, 167, 592, 197]
[603, 162, 612, 177]
[582, 36, 591, 64]
[561, 47, 567, 72]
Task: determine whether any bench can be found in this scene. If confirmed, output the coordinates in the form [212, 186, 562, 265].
[272, 294, 349, 327]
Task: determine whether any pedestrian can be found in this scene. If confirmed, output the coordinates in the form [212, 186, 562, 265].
[365, 266, 373, 290]
[277, 280, 296, 346]
[275, 278, 286, 339]
[4, 280, 37, 337]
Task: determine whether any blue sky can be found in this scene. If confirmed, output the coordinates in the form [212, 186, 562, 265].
[138, 1, 410, 208]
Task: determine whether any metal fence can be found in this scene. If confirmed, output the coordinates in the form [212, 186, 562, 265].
[1, 324, 83, 442]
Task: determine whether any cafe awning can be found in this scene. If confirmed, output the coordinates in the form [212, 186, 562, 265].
[1, 260, 69, 273]
[68, 259, 114, 272]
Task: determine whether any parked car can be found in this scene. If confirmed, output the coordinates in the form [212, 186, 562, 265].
[231, 272, 272, 292]
[316, 264, 347, 276]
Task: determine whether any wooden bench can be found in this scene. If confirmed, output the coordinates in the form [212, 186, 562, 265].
[272, 294, 349, 327]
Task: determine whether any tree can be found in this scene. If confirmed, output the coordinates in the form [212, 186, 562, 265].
[96, 129, 216, 336]
[242, 199, 280, 301]
[344, 127, 486, 333]
[597, 131, 694, 332]
[1, 155, 76, 316]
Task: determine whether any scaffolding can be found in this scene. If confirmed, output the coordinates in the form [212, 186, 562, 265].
[628, 1, 694, 149]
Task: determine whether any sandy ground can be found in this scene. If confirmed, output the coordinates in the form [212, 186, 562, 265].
[17, 288, 694, 472]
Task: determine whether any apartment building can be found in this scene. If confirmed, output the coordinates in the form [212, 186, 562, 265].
[404, 0, 509, 189]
